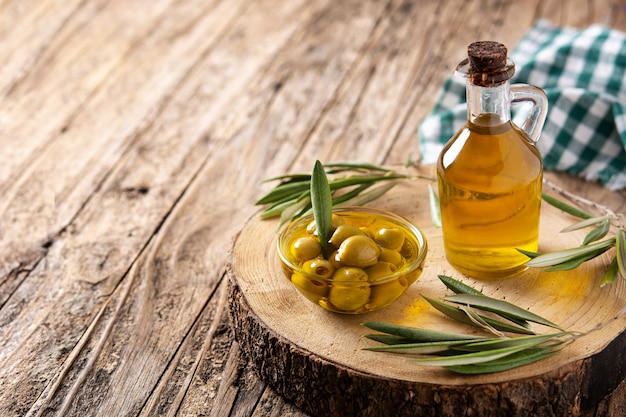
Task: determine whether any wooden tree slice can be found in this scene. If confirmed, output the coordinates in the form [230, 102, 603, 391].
[228, 180, 626, 417]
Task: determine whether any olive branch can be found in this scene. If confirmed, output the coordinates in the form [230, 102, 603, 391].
[255, 161, 429, 227]
[519, 179, 626, 285]
[363, 275, 579, 374]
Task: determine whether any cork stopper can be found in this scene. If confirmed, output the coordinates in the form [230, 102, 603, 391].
[455, 41, 515, 86]
[468, 41, 507, 73]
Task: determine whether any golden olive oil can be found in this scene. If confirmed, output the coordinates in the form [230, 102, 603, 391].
[437, 113, 543, 278]
[436, 41, 547, 279]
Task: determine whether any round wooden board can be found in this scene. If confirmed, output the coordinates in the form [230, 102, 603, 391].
[228, 180, 626, 417]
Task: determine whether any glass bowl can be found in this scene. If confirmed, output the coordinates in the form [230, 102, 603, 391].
[277, 206, 427, 314]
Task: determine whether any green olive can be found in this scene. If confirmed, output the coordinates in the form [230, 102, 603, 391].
[333, 266, 368, 282]
[291, 272, 329, 300]
[306, 214, 345, 235]
[367, 276, 409, 309]
[329, 224, 365, 247]
[365, 262, 398, 281]
[336, 235, 381, 267]
[358, 226, 374, 239]
[290, 236, 321, 262]
[329, 249, 344, 270]
[302, 258, 335, 280]
[378, 247, 403, 267]
[328, 267, 370, 311]
[375, 227, 405, 251]
[400, 238, 418, 260]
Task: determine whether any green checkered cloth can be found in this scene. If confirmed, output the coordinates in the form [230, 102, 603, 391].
[419, 19, 626, 190]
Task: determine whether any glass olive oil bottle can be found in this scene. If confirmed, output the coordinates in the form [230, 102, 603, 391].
[437, 41, 548, 279]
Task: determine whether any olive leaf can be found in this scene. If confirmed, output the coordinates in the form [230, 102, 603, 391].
[560, 215, 609, 232]
[523, 237, 615, 271]
[421, 294, 535, 335]
[558, 215, 611, 245]
[363, 320, 486, 342]
[256, 162, 413, 224]
[324, 161, 395, 173]
[541, 192, 593, 219]
[278, 195, 311, 226]
[334, 182, 399, 208]
[601, 257, 619, 287]
[310, 160, 333, 258]
[443, 294, 564, 331]
[364, 339, 472, 355]
[365, 333, 427, 345]
[582, 217, 611, 245]
[363, 276, 576, 375]
[616, 228, 626, 280]
[435, 277, 547, 332]
[437, 274, 483, 295]
[256, 181, 311, 206]
[520, 194, 625, 283]
[260, 191, 309, 219]
[455, 333, 563, 352]
[409, 341, 552, 367]
[443, 344, 564, 375]
[256, 161, 440, 227]
[428, 185, 442, 228]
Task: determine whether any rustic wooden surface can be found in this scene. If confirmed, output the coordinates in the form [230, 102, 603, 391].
[1, 1, 625, 416]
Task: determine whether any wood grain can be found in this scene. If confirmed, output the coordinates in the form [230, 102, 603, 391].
[0, 0, 624, 416]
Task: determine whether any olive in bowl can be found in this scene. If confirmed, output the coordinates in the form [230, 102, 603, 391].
[277, 207, 427, 314]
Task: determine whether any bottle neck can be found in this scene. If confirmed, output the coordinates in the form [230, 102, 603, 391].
[466, 80, 511, 126]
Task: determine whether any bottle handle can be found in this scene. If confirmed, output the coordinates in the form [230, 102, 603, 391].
[510, 84, 548, 144]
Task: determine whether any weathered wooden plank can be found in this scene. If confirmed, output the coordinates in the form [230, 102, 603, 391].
[299, 0, 443, 165]
[0, 0, 235, 346]
[0, 0, 261, 414]
[1, 0, 335, 415]
[0, 0, 243, 301]
[613, 2, 626, 28]
[0, 0, 84, 97]
[0, 0, 174, 189]
[206, 341, 267, 417]
[252, 388, 309, 417]
[0, 0, 177, 279]
[535, 0, 622, 27]
[221, 0, 395, 181]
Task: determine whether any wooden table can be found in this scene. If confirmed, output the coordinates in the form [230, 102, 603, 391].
[2, 1, 625, 416]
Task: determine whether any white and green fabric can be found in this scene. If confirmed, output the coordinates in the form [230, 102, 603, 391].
[419, 19, 626, 190]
